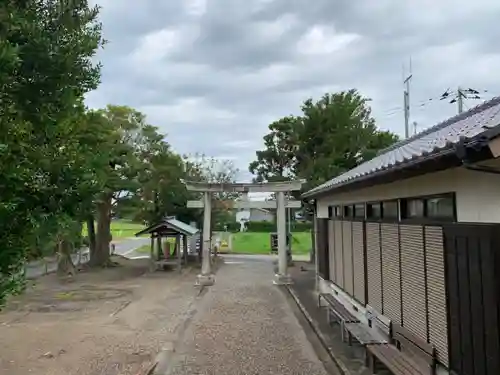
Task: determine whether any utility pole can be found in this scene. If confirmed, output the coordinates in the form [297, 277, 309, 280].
[441, 87, 483, 114]
[403, 59, 412, 139]
[457, 87, 464, 114]
[413, 121, 418, 136]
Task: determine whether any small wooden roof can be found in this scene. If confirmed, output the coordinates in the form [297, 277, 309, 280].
[135, 217, 199, 237]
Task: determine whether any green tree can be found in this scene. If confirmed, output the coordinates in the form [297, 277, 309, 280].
[185, 154, 240, 227]
[126, 136, 189, 225]
[296, 90, 399, 190]
[248, 116, 299, 183]
[249, 90, 399, 193]
[88, 105, 149, 267]
[0, 0, 104, 302]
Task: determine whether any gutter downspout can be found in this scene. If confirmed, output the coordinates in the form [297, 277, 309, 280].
[312, 199, 319, 293]
[455, 137, 500, 174]
[462, 163, 500, 175]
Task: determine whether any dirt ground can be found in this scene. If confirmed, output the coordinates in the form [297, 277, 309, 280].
[0, 257, 201, 375]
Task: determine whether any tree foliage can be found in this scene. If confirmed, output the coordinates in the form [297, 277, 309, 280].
[249, 90, 400, 193]
[183, 154, 240, 227]
[249, 116, 299, 183]
[0, 0, 105, 303]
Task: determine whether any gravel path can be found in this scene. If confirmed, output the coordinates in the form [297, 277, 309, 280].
[0, 262, 200, 375]
[165, 258, 328, 375]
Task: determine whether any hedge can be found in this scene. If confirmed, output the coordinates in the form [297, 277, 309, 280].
[213, 220, 311, 233]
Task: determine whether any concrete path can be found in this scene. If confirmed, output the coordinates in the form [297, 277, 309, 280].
[164, 255, 329, 375]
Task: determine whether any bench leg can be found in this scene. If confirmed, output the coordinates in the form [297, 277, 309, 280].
[347, 330, 352, 346]
[326, 309, 330, 325]
[340, 321, 345, 342]
[367, 351, 377, 374]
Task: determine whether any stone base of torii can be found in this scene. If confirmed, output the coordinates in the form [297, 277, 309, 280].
[181, 180, 305, 286]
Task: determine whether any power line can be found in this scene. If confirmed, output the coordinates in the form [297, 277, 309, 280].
[380, 96, 446, 118]
[379, 89, 493, 119]
[440, 88, 489, 114]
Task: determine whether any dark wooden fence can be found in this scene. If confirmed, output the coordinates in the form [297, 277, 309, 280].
[444, 224, 500, 375]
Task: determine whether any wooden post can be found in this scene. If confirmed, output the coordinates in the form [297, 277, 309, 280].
[177, 234, 182, 273]
[149, 234, 155, 272]
[157, 236, 162, 261]
[183, 235, 188, 264]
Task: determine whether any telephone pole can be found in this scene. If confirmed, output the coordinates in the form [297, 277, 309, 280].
[403, 59, 412, 139]
[457, 87, 464, 114]
[440, 87, 483, 114]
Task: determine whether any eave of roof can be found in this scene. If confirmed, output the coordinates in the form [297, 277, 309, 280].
[135, 218, 199, 237]
[303, 96, 500, 199]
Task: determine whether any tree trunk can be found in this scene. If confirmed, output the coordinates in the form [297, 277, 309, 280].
[86, 215, 96, 256]
[156, 236, 162, 260]
[57, 239, 76, 277]
[90, 195, 112, 267]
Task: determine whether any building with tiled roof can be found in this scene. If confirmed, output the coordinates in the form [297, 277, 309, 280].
[306, 96, 500, 375]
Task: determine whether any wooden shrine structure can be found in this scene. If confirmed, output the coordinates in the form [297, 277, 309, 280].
[135, 217, 199, 272]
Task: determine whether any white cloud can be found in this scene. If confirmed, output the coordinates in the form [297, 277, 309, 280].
[130, 29, 179, 64]
[296, 26, 361, 55]
[184, 0, 207, 17]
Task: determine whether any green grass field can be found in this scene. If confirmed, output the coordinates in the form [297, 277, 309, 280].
[231, 232, 311, 255]
[82, 219, 146, 241]
[135, 231, 312, 255]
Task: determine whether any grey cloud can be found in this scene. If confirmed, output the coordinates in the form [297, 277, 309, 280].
[89, 0, 500, 180]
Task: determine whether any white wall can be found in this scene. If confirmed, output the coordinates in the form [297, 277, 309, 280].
[250, 209, 274, 222]
[316, 164, 500, 223]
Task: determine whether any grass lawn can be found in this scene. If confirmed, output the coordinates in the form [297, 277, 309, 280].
[135, 232, 312, 256]
[82, 219, 146, 241]
[231, 232, 312, 255]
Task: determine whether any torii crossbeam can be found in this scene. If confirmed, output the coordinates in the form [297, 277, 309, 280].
[181, 179, 305, 286]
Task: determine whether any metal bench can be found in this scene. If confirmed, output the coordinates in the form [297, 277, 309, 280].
[318, 293, 359, 342]
[366, 324, 436, 375]
[344, 321, 389, 347]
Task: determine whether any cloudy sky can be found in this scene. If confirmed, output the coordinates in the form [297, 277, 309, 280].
[87, 0, 500, 183]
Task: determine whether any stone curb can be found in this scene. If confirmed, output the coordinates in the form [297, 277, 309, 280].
[147, 278, 210, 375]
[286, 286, 351, 375]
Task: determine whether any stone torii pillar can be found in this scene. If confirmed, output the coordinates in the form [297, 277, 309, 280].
[199, 191, 213, 286]
[181, 180, 305, 286]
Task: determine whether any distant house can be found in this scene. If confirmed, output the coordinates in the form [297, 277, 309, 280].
[303, 97, 500, 375]
[236, 208, 274, 223]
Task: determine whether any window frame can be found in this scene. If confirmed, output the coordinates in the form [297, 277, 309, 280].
[381, 199, 399, 220]
[354, 203, 366, 219]
[400, 192, 456, 222]
[329, 205, 343, 219]
[343, 205, 354, 219]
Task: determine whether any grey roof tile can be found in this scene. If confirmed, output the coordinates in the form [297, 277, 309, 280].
[135, 217, 199, 237]
[165, 218, 199, 236]
[306, 96, 500, 196]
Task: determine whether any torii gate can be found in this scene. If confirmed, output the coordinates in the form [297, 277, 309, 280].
[181, 179, 305, 286]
